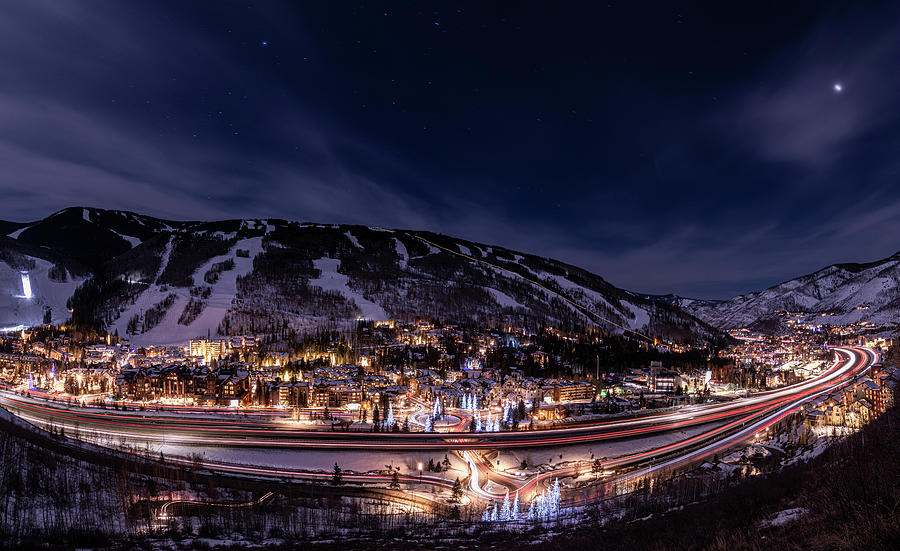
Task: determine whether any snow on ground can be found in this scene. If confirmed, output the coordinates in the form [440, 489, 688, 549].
[155, 237, 174, 283]
[458, 244, 472, 256]
[344, 231, 363, 250]
[309, 257, 388, 321]
[759, 507, 808, 529]
[6, 226, 29, 239]
[779, 426, 855, 466]
[546, 273, 617, 313]
[811, 425, 856, 438]
[83, 207, 92, 222]
[492, 421, 725, 472]
[487, 288, 524, 309]
[722, 444, 770, 464]
[149, 443, 467, 477]
[209, 231, 237, 240]
[0, 256, 82, 327]
[111, 229, 142, 248]
[625, 301, 650, 330]
[510, 255, 542, 277]
[114, 237, 264, 346]
[394, 238, 408, 268]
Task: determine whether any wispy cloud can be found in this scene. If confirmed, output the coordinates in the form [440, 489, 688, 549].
[0, 2, 898, 300]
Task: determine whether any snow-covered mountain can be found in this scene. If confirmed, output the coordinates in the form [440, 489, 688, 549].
[683, 252, 900, 330]
[0, 207, 724, 345]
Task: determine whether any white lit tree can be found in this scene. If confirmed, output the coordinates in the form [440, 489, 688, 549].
[500, 490, 511, 521]
[384, 403, 394, 428]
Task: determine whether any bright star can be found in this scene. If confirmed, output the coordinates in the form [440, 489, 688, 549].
[261, 40, 269, 47]
[833, 83, 842, 93]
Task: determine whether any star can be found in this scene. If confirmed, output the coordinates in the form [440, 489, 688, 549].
[833, 83, 843, 93]
[260, 40, 269, 47]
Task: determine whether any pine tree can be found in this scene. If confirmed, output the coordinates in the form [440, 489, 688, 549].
[451, 477, 463, 502]
[390, 470, 400, 489]
[512, 490, 520, 519]
[331, 462, 343, 485]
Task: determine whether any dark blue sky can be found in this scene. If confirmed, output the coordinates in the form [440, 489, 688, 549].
[1, 1, 899, 299]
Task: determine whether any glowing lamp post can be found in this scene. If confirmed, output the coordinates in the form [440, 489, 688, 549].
[415, 461, 424, 513]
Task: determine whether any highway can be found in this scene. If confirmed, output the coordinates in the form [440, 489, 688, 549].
[0, 347, 870, 452]
[464, 346, 876, 505]
[0, 346, 875, 510]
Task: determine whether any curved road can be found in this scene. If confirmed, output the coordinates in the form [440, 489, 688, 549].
[0, 346, 875, 510]
[0, 347, 870, 451]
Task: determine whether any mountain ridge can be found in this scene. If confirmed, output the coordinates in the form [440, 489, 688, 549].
[683, 250, 900, 331]
[0, 207, 725, 345]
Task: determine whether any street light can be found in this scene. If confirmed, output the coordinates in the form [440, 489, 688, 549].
[416, 462, 424, 514]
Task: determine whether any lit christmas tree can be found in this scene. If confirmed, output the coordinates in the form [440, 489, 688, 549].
[500, 490, 511, 521]
[551, 478, 560, 516]
[432, 396, 442, 419]
[384, 403, 394, 428]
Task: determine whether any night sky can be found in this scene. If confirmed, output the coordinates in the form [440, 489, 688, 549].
[1, 2, 899, 299]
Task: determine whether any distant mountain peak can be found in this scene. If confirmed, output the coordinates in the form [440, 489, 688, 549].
[685, 251, 900, 331]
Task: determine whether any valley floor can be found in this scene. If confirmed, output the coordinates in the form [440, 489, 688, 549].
[2, 405, 899, 550]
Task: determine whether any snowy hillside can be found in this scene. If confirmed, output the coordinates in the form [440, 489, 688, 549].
[0, 255, 82, 330]
[0, 207, 724, 344]
[107, 236, 264, 346]
[684, 252, 900, 330]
